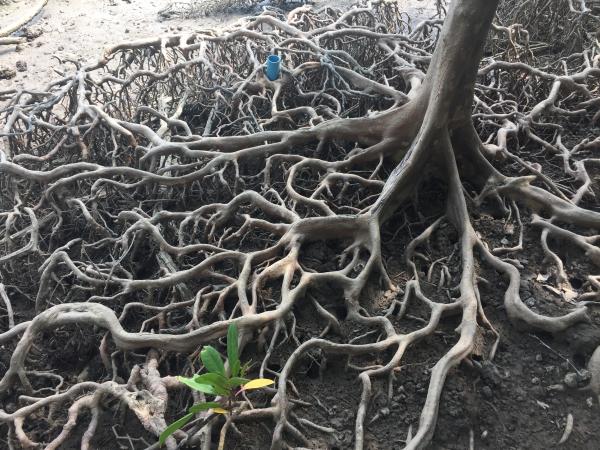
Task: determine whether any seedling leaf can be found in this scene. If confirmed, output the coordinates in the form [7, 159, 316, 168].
[227, 323, 240, 377]
[230, 360, 241, 379]
[159, 412, 193, 445]
[177, 376, 217, 395]
[227, 376, 250, 388]
[188, 401, 222, 414]
[193, 373, 230, 396]
[201, 345, 225, 376]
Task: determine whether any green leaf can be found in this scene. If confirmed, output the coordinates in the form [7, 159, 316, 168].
[193, 373, 230, 396]
[230, 359, 241, 379]
[227, 376, 250, 388]
[193, 372, 227, 387]
[188, 401, 222, 414]
[201, 345, 225, 376]
[227, 323, 240, 377]
[177, 376, 217, 395]
[159, 412, 193, 446]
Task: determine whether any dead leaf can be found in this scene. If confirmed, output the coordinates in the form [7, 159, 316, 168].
[542, 284, 562, 296]
[536, 273, 550, 282]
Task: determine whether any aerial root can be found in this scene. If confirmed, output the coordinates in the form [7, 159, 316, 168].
[1, 1, 599, 448]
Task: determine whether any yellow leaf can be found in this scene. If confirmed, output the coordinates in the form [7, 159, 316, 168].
[242, 378, 274, 390]
[213, 408, 228, 414]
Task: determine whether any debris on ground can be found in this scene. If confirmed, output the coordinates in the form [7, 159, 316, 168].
[15, 60, 28, 72]
[0, 67, 17, 79]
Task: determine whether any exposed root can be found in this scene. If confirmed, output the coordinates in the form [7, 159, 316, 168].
[0, 0, 48, 38]
[1, 0, 599, 448]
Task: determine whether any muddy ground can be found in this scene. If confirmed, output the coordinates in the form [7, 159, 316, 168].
[1, 0, 600, 449]
[9, 194, 599, 450]
[222, 171, 600, 450]
[0, 0, 245, 92]
[0, 0, 432, 91]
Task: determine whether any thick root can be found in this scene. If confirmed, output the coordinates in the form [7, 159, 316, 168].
[0, 0, 599, 448]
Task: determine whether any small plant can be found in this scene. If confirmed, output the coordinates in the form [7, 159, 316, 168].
[159, 323, 274, 446]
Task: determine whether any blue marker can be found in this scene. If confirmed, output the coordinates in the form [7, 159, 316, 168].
[265, 54, 281, 81]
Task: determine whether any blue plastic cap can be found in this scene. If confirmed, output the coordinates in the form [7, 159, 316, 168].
[265, 54, 281, 81]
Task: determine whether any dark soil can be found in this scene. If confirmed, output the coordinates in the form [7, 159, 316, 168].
[5, 189, 599, 450]
[1, 2, 599, 450]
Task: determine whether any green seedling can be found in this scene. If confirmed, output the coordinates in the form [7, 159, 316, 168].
[159, 323, 274, 446]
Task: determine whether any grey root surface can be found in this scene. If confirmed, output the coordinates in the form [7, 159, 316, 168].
[1, 0, 600, 449]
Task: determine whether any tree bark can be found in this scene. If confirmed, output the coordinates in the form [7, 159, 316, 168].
[373, 0, 500, 221]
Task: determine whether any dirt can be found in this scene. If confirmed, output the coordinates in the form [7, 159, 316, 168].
[228, 192, 600, 450]
[1, 1, 600, 449]
[25, 209, 598, 450]
[167, 191, 600, 450]
[0, 0, 435, 94]
[0, 0, 247, 93]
